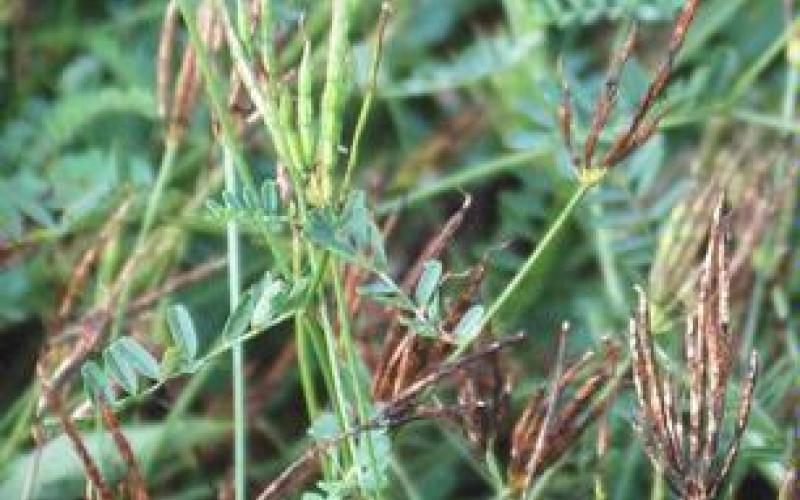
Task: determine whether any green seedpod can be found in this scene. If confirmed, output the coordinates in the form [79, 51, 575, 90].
[298, 40, 316, 168]
[278, 86, 304, 172]
[316, 0, 351, 205]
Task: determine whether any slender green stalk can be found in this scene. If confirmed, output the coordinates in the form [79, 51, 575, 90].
[337, 3, 390, 206]
[481, 182, 590, 329]
[332, 267, 368, 424]
[222, 144, 247, 500]
[109, 142, 178, 338]
[295, 311, 319, 419]
[730, 18, 799, 103]
[590, 200, 627, 316]
[138, 142, 178, 246]
[318, 291, 359, 471]
[332, 264, 379, 496]
[294, 220, 319, 420]
[649, 467, 665, 500]
[390, 457, 423, 500]
[0, 388, 35, 464]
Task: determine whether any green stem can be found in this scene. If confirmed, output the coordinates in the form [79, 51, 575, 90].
[332, 264, 378, 496]
[318, 289, 358, 471]
[139, 142, 178, 245]
[337, 4, 390, 207]
[110, 141, 178, 339]
[294, 225, 319, 420]
[295, 311, 319, 420]
[729, 18, 798, 103]
[0, 388, 35, 464]
[481, 182, 590, 329]
[223, 146, 247, 500]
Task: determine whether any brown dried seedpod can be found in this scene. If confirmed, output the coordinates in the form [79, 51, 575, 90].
[630, 200, 758, 500]
[158, 0, 223, 144]
[254, 334, 525, 500]
[507, 323, 620, 496]
[558, 0, 701, 182]
[98, 400, 149, 500]
[37, 367, 113, 500]
[456, 337, 511, 450]
[370, 197, 474, 399]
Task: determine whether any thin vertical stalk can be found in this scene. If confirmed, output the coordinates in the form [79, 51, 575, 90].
[332, 264, 379, 496]
[138, 142, 178, 246]
[294, 230, 319, 420]
[223, 146, 246, 500]
[337, 3, 390, 206]
[318, 291, 359, 471]
[295, 311, 319, 419]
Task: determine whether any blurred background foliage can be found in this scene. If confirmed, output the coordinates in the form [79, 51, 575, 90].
[0, 0, 797, 498]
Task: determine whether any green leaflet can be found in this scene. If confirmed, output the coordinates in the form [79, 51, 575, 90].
[414, 260, 443, 308]
[166, 304, 199, 363]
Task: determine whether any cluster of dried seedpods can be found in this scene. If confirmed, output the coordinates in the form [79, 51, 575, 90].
[254, 1, 765, 496]
[630, 202, 758, 500]
[35, 0, 766, 498]
[255, 197, 623, 499]
[257, 195, 759, 500]
[559, 0, 701, 178]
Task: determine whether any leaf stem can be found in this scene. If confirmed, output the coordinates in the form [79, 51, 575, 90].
[223, 145, 247, 500]
[337, 3, 391, 207]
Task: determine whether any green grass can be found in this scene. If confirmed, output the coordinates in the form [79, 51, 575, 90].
[0, 1, 797, 499]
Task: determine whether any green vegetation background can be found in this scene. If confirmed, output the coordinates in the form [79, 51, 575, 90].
[0, 0, 796, 499]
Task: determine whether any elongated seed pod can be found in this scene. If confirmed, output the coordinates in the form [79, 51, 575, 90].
[298, 41, 316, 167]
[316, 0, 350, 204]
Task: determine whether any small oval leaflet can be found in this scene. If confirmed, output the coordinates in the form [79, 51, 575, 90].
[104, 346, 138, 395]
[166, 304, 198, 362]
[251, 275, 284, 329]
[453, 304, 485, 346]
[81, 361, 115, 404]
[222, 290, 255, 340]
[114, 337, 161, 380]
[414, 260, 442, 308]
